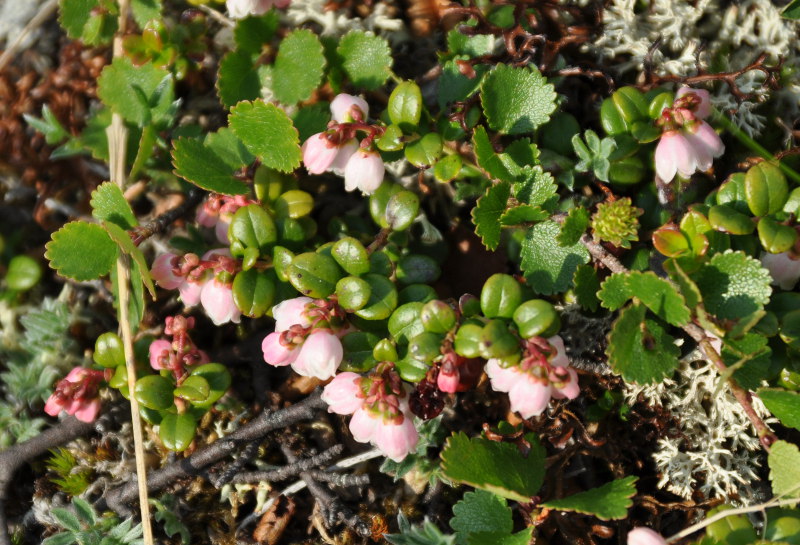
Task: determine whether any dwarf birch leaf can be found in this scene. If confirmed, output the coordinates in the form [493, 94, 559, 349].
[440, 432, 545, 502]
[336, 31, 392, 90]
[472, 182, 510, 251]
[172, 137, 250, 195]
[130, 0, 162, 27]
[480, 64, 557, 135]
[598, 273, 632, 310]
[472, 126, 515, 182]
[606, 303, 680, 384]
[769, 440, 800, 501]
[91, 182, 138, 230]
[204, 127, 255, 169]
[758, 389, 800, 431]
[625, 271, 691, 326]
[438, 60, 489, 110]
[499, 205, 548, 226]
[542, 476, 638, 520]
[468, 530, 533, 545]
[234, 11, 280, 55]
[97, 58, 174, 127]
[59, 0, 117, 45]
[229, 100, 302, 172]
[451, 490, 512, 544]
[694, 251, 773, 321]
[557, 207, 590, 247]
[513, 166, 557, 209]
[45, 222, 117, 281]
[272, 29, 326, 105]
[520, 221, 589, 295]
[218, 50, 262, 108]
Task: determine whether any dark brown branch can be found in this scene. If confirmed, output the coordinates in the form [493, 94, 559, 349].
[304, 470, 370, 488]
[580, 235, 777, 449]
[0, 416, 96, 545]
[230, 445, 344, 484]
[99, 392, 327, 514]
[130, 188, 205, 246]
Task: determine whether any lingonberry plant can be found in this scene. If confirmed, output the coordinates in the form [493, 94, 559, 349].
[0, 0, 799, 543]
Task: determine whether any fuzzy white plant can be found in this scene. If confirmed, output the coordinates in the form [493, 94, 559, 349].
[285, 0, 407, 42]
[589, 0, 800, 137]
[624, 350, 774, 502]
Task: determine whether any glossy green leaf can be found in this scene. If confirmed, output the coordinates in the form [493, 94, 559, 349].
[513, 299, 560, 339]
[745, 162, 788, 217]
[388, 81, 423, 130]
[233, 268, 276, 317]
[480, 64, 557, 135]
[94, 332, 125, 368]
[288, 252, 343, 298]
[386, 191, 420, 231]
[228, 204, 278, 262]
[396, 254, 440, 285]
[174, 375, 210, 402]
[480, 274, 522, 319]
[708, 204, 755, 235]
[332, 237, 370, 276]
[5, 255, 42, 292]
[388, 302, 426, 344]
[354, 273, 398, 320]
[370, 183, 403, 228]
[479, 319, 519, 359]
[134, 375, 175, 411]
[542, 476, 638, 520]
[45, 221, 117, 281]
[758, 217, 798, 254]
[189, 363, 232, 407]
[275, 190, 314, 219]
[340, 331, 379, 372]
[440, 432, 545, 502]
[421, 300, 457, 334]
[434, 154, 463, 183]
[336, 276, 372, 311]
[405, 133, 443, 168]
[159, 413, 196, 452]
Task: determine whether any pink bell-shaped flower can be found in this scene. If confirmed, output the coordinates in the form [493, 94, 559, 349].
[654, 130, 697, 183]
[627, 528, 667, 545]
[262, 332, 300, 367]
[372, 412, 419, 462]
[349, 406, 379, 443]
[44, 367, 104, 423]
[437, 363, 460, 393]
[321, 372, 364, 415]
[343, 149, 384, 195]
[151, 253, 184, 290]
[149, 339, 173, 370]
[302, 133, 341, 174]
[484, 359, 520, 393]
[676, 87, 712, 119]
[291, 330, 343, 380]
[550, 366, 580, 400]
[507, 378, 553, 419]
[200, 276, 241, 325]
[329, 139, 359, 174]
[761, 251, 800, 290]
[330, 94, 369, 123]
[683, 120, 724, 171]
[272, 296, 313, 332]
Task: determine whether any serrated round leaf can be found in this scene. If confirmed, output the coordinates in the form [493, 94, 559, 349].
[404, 133, 443, 168]
[159, 412, 196, 452]
[606, 303, 680, 383]
[388, 302, 425, 344]
[336, 30, 392, 90]
[480, 273, 523, 319]
[94, 332, 125, 368]
[45, 222, 117, 281]
[758, 389, 800, 431]
[59, 0, 118, 44]
[90, 182, 137, 229]
[521, 221, 589, 295]
[746, 162, 788, 217]
[451, 490, 513, 540]
[174, 375, 210, 402]
[336, 276, 372, 311]
[758, 217, 798, 254]
[271, 29, 326, 105]
[5, 255, 42, 292]
[354, 273, 398, 320]
[768, 441, 800, 505]
[332, 237, 370, 276]
[232, 268, 276, 317]
[217, 50, 262, 108]
[764, 508, 800, 544]
[480, 64, 557, 135]
[172, 137, 250, 195]
[694, 251, 773, 321]
[228, 204, 277, 259]
[97, 57, 174, 127]
[396, 254, 440, 285]
[340, 331, 379, 372]
[472, 180, 511, 251]
[386, 190, 420, 231]
[388, 81, 422, 130]
[288, 252, 343, 298]
[189, 363, 232, 407]
[134, 375, 175, 410]
[229, 100, 302, 173]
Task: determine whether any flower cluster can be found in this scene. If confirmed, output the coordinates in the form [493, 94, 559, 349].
[196, 194, 254, 245]
[262, 297, 347, 380]
[654, 87, 725, 183]
[226, 0, 290, 19]
[322, 363, 419, 461]
[151, 249, 241, 325]
[148, 315, 210, 379]
[302, 94, 385, 195]
[485, 336, 579, 419]
[44, 367, 107, 423]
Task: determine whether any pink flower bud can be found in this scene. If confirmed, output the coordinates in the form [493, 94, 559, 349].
[655, 130, 696, 183]
[45, 367, 103, 423]
[152, 253, 184, 290]
[627, 528, 667, 545]
[70, 398, 102, 423]
[321, 372, 364, 415]
[329, 139, 359, 174]
[272, 296, 313, 331]
[372, 413, 419, 462]
[676, 87, 712, 119]
[200, 277, 242, 325]
[437, 364, 460, 393]
[196, 206, 218, 228]
[291, 330, 343, 380]
[349, 406, 379, 443]
[508, 378, 553, 419]
[302, 133, 341, 174]
[262, 332, 300, 367]
[761, 251, 800, 290]
[149, 339, 173, 370]
[330, 94, 369, 123]
[343, 150, 384, 195]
